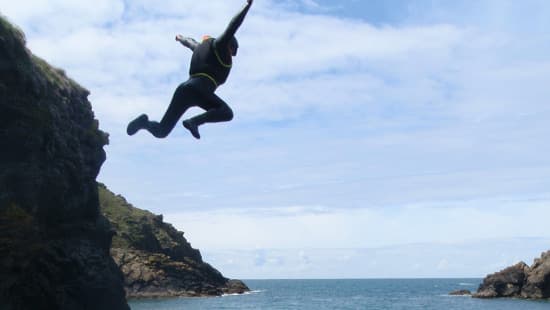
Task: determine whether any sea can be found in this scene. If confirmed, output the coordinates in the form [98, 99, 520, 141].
[128, 279, 550, 310]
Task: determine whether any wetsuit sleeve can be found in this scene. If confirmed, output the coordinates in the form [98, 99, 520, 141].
[216, 2, 252, 49]
[179, 37, 199, 51]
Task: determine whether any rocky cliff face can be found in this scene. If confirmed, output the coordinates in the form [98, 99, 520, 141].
[99, 184, 249, 297]
[474, 251, 550, 299]
[0, 16, 129, 309]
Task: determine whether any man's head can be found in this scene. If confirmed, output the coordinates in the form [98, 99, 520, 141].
[229, 36, 239, 56]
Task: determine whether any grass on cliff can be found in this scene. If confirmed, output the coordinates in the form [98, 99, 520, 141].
[0, 204, 33, 230]
[0, 203, 45, 259]
[98, 183, 152, 249]
[31, 55, 77, 90]
[98, 183, 182, 252]
[1, 14, 84, 94]
[0, 14, 25, 46]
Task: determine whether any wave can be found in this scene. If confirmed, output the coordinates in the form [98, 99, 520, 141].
[441, 294, 471, 298]
[459, 283, 475, 286]
[222, 290, 264, 297]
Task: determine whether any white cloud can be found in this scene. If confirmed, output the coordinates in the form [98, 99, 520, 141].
[165, 197, 550, 250]
[437, 259, 450, 271]
[1, 0, 125, 35]
[202, 238, 550, 279]
[2, 0, 467, 125]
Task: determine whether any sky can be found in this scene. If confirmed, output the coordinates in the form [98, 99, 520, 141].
[1, 0, 550, 279]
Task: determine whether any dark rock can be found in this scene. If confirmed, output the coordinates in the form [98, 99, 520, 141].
[223, 279, 250, 295]
[99, 185, 250, 298]
[521, 251, 550, 299]
[0, 15, 128, 309]
[449, 289, 471, 296]
[473, 262, 529, 298]
[474, 251, 550, 299]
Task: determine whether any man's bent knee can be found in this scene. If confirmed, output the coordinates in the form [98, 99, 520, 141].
[149, 125, 171, 138]
[153, 131, 170, 138]
[223, 106, 234, 121]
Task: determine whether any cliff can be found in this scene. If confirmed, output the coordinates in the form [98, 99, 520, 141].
[474, 250, 550, 299]
[0, 15, 128, 309]
[98, 184, 249, 297]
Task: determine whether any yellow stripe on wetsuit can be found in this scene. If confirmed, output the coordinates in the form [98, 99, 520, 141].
[191, 73, 218, 88]
[214, 47, 232, 68]
[202, 35, 231, 68]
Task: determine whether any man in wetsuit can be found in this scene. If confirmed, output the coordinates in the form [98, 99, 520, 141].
[127, 0, 253, 139]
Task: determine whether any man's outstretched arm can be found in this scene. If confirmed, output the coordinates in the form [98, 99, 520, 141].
[217, 0, 253, 48]
[176, 34, 199, 51]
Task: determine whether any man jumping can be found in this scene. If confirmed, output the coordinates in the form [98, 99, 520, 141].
[127, 0, 253, 139]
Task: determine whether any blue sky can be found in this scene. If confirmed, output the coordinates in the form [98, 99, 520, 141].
[2, 0, 550, 279]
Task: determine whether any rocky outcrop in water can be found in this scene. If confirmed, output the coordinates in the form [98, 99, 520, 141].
[449, 289, 471, 296]
[0, 15, 128, 310]
[521, 251, 550, 299]
[474, 251, 550, 299]
[99, 184, 249, 298]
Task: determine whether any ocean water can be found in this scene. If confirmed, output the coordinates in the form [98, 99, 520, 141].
[129, 279, 550, 310]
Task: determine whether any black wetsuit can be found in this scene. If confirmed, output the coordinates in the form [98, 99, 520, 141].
[127, 2, 252, 139]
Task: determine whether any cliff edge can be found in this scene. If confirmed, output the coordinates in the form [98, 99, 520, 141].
[0, 15, 128, 309]
[99, 184, 249, 298]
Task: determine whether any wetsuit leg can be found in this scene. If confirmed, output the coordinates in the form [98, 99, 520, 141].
[180, 77, 234, 139]
[190, 92, 234, 125]
[144, 82, 198, 138]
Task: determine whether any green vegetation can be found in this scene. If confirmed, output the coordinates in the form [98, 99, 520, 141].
[0, 203, 33, 227]
[0, 203, 44, 259]
[1, 14, 84, 95]
[0, 14, 25, 46]
[31, 54, 83, 92]
[98, 183, 182, 252]
[98, 183, 155, 249]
